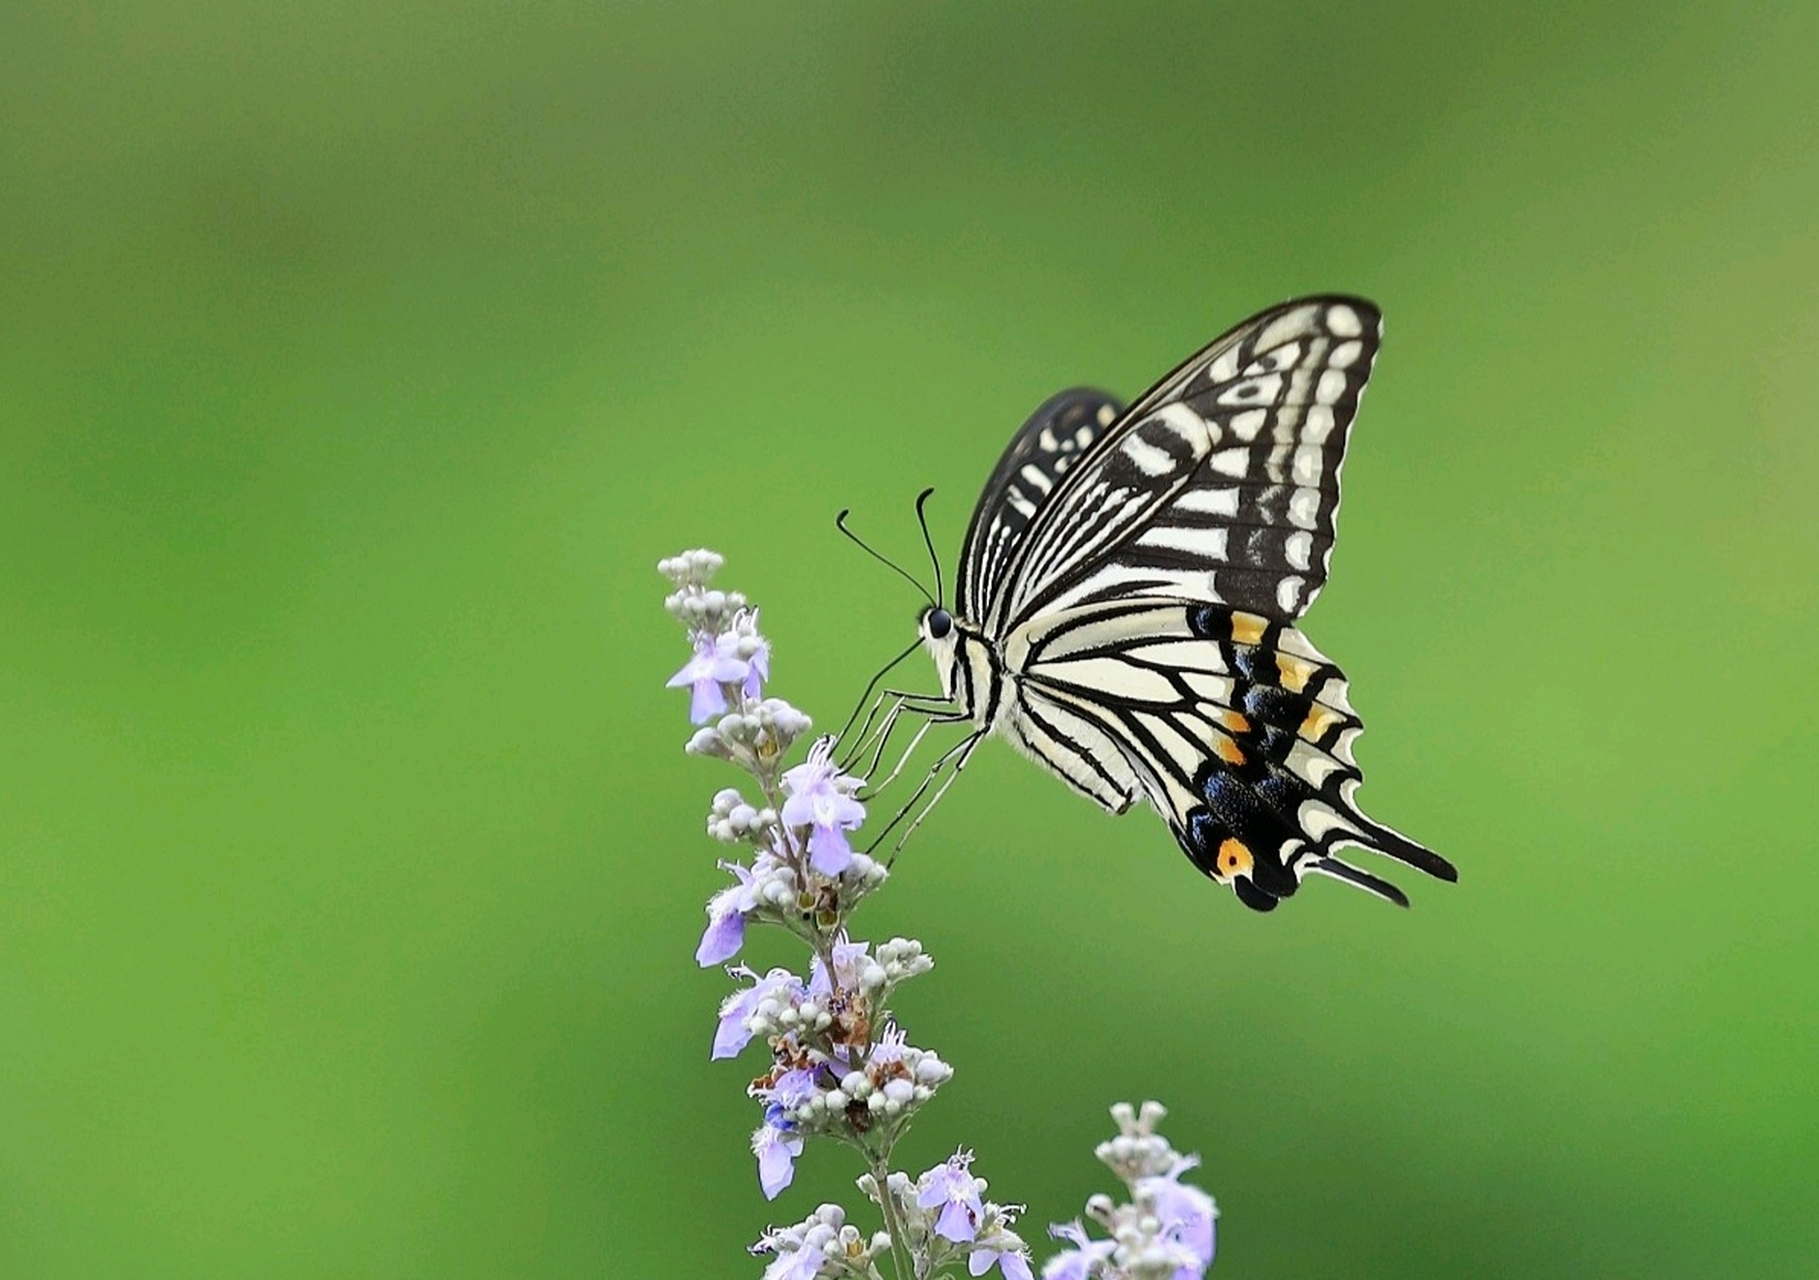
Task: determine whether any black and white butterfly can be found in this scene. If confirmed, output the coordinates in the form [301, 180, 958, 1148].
[846, 296, 1455, 912]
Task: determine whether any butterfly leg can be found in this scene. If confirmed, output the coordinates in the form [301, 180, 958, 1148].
[861, 714, 948, 798]
[852, 688, 963, 783]
[837, 687, 914, 768]
[838, 688, 949, 775]
[863, 728, 983, 858]
[888, 731, 987, 858]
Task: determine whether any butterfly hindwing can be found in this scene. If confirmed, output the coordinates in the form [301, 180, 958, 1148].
[985, 298, 1382, 634]
[1005, 598, 1455, 910]
[956, 389, 1124, 625]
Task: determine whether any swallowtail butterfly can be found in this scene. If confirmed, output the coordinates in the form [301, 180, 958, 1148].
[858, 297, 1455, 912]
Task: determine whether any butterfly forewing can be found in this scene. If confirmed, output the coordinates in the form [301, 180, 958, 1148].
[956, 389, 1124, 625]
[982, 298, 1382, 634]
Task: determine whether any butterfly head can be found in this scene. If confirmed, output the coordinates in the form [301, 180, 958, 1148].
[917, 604, 962, 699]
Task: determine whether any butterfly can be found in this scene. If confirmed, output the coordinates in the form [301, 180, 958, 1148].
[844, 296, 1456, 912]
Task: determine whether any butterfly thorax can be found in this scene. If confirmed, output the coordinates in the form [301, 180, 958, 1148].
[918, 607, 1004, 730]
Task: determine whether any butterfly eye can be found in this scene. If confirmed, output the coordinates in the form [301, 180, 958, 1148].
[926, 608, 953, 640]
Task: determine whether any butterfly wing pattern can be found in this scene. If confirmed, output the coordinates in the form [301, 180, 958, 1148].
[958, 296, 1455, 911]
[956, 388, 1125, 626]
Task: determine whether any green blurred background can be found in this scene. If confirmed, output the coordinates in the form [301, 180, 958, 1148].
[3, 1, 1816, 1275]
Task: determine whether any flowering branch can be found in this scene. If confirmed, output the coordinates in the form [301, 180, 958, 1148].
[661, 549, 1217, 1280]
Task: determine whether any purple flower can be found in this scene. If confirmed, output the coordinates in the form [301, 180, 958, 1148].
[668, 631, 750, 724]
[695, 862, 759, 967]
[742, 629, 770, 699]
[781, 739, 866, 875]
[1136, 1158, 1217, 1273]
[808, 936, 870, 997]
[762, 1243, 825, 1280]
[868, 1020, 907, 1067]
[757, 1067, 819, 1128]
[1041, 1224, 1117, 1280]
[752, 1122, 804, 1200]
[918, 1151, 985, 1243]
[712, 967, 800, 1060]
[971, 1245, 1036, 1280]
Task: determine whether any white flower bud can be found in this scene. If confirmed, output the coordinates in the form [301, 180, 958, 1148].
[882, 1078, 915, 1105]
[685, 727, 729, 757]
[823, 1089, 848, 1111]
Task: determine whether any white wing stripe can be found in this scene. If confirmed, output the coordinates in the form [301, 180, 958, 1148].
[1120, 435, 1178, 476]
[1172, 486, 1241, 517]
[1135, 525, 1228, 559]
[1036, 656, 1178, 703]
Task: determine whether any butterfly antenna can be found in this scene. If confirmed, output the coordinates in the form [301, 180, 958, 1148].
[913, 487, 944, 608]
[835, 509, 936, 607]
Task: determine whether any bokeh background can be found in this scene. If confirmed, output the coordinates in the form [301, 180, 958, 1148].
[3, 2, 1816, 1276]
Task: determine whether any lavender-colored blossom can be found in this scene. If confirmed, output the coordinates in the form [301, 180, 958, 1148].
[695, 861, 759, 967]
[753, 1122, 804, 1200]
[869, 1020, 907, 1066]
[758, 1067, 819, 1128]
[918, 1152, 986, 1243]
[712, 967, 799, 1060]
[761, 1243, 825, 1280]
[1136, 1158, 1217, 1271]
[742, 632, 771, 699]
[971, 1245, 1036, 1280]
[780, 739, 866, 874]
[1041, 1224, 1117, 1280]
[808, 937, 871, 997]
[668, 631, 751, 724]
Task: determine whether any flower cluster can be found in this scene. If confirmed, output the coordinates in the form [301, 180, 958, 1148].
[721, 938, 953, 1198]
[752, 1203, 891, 1280]
[1042, 1103, 1218, 1280]
[662, 554, 891, 971]
[861, 1152, 1036, 1280]
[664, 550, 1214, 1280]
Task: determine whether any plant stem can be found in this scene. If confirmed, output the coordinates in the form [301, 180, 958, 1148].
[871, 1153, 918, 1280]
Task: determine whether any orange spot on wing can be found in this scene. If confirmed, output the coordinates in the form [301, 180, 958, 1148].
[1300, 704, 1343, 740]
[1213, 736, 1247, 766]
[1214, 709, 1251, 733]
[1276, 654, 1318, 693]
[1217, 838, 1254, 880]
[1231, 612, 1268, 646]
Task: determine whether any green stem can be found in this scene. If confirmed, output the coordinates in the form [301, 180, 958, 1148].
[871, 1152, 917, 1280]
